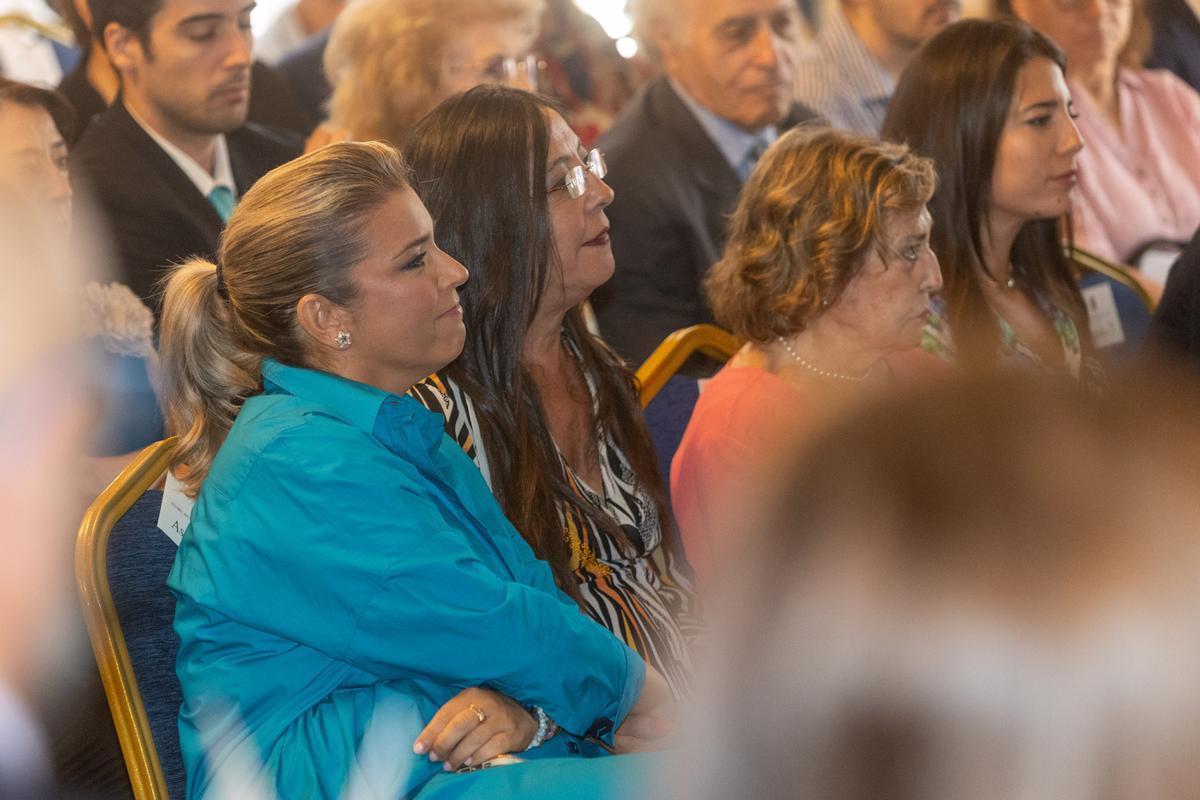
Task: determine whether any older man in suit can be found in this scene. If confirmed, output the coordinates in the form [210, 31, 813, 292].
[71, 0, 300, 311]
[593, 0, 817, 366]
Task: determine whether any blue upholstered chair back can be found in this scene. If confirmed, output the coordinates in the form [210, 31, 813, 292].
[106, 490, 186, 799]
[643, 374, 702, 507]
[1078, 271, 1153, 360]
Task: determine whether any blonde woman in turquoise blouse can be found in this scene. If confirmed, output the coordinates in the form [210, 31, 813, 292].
[158, 141, 673, 799]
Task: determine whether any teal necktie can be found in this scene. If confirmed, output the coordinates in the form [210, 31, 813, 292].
[208, 185, 235, 222]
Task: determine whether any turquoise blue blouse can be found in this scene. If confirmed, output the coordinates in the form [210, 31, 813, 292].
[169, 359, 645, 799]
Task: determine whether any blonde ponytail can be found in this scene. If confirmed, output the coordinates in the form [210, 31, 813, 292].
[159, 260, 261, 496]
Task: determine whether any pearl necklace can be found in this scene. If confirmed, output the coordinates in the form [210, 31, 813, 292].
[777, 337, 871, 383]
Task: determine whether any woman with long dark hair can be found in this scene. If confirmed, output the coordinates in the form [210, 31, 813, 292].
[882, 19, 1093, 376]
[405, 85, 698, 698]
[998, 0, 1200, 266]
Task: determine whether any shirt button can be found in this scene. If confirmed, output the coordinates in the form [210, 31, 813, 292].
[567, 741, 581, 755]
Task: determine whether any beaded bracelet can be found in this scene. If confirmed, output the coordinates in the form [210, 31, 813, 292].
[524, 705, 558, 750]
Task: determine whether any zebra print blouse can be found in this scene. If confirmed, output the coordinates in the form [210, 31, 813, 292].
[408, 373, 700, 698]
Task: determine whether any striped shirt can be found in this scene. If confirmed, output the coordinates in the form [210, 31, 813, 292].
[409, 372, 700, 699]
[793, 4, 894, 135]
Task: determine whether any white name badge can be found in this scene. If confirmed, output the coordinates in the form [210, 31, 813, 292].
[1082, 281, 1125, 349]
[157, 471, 195, 546]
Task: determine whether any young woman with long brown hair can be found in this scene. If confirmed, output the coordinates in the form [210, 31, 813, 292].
[883, 19, 1094, 377]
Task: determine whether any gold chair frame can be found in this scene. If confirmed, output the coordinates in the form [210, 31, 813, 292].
[76, 438, 178, 800]
[1070, 246, 1156, 312]
[635, 324, 742, 407]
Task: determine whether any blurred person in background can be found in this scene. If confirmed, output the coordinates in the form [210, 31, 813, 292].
[593, 0, 817, 366]
[324, 0, 543, 149]
[674, 370, 1200, 800]
[0, 77, 72, 231]
[2, 78, 164, 462]
[405, 86, 700, 699]
[883, 19, 1095, 378]
[671, 126, 941, 584]
[254, 0, 343, 65]
[998, 0, 1200, 267]
[535, 0, 645, 147]
[794, 0, 962, 135]
[160, 140, 674, 799]
[2, 76, 162, 799]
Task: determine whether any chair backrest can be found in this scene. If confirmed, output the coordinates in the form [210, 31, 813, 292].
[638, 325, 741, 510]
[1126, 238, 1186, 287]
[636, 324, 742, 407]
[76, 438, 184, 800]
[1071, 247, 1157, 358]
[1071, 246, 1157, 312]
[643, 374, 703, 507]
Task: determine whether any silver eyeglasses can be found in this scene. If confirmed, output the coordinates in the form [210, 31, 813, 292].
[550, 149, 608, 199]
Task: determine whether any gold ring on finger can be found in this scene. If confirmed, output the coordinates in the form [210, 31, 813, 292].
[468, 703, 486, 724]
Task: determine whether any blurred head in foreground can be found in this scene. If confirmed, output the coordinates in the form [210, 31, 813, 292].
[0, 79, 73, 233]
[679, 371, 1200, 800]
[0, 197, 91, 699]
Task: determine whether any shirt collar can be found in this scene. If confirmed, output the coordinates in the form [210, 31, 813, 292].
[126, 101, 235, 199]
[819, 5, 895, 105]
[668, 76, 778, 173]
[260, 358, 445, 454]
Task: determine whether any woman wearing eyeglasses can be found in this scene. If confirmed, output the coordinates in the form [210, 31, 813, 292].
[324, 0, 543, 147]
[996, 0, 1200, 266]
[405, 86, 700, 708]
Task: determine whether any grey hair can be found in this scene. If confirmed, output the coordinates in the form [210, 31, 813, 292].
[626, 0, 682, 65]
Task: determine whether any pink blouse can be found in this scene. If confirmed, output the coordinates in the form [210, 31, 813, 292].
[1070, 68, 1200, 264]
[670, 365, 810, 586]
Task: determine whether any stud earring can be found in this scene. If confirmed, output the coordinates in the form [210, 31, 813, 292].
[335, 330, 352, 350]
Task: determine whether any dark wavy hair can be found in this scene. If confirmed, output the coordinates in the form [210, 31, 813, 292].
[404, 85, 671, 599]
[882, 18, 1088, 366]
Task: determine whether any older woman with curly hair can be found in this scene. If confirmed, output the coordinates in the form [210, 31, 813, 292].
[671, 126, 941, 584]
[324, 0, 543, 146]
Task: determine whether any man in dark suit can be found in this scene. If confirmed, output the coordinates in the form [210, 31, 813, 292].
[594, 0, 817, 365]
[71, 0, 301, 310]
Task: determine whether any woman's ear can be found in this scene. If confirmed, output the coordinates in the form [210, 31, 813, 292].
[295, 293, 353, 353]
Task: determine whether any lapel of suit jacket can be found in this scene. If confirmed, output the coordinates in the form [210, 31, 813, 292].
[109, 99, 225, 237]
[648, 77, 746, 257]
[650, 77, 742, 200]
